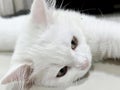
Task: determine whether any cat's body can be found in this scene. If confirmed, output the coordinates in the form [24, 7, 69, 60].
[0, 16, 27, 51]
[79, 15, 120, 61]
[0, 0, 120, 90]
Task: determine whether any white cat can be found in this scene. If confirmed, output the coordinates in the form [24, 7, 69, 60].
[0, 0, 120, 90]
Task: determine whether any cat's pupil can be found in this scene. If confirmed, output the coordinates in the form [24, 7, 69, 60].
[56, 66, 68, 78]
[71, 36, 78, 50]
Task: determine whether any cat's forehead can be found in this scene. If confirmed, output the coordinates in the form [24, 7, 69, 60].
[37, 10, 83, 43]
[40, 25, 72, 43]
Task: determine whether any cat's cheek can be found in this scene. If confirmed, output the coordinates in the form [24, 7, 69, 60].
[34, 78, 50, 87]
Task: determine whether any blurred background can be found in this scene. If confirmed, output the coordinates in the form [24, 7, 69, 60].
[56, 0, 120, 15]
[0, 0, 32, 17]
[0, 0, 120, 17]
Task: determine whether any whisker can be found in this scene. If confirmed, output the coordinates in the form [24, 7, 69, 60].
[80, 8, 97, 13]
[59, 0, 65, 9]
[80, 8, 104, 17]
[97, 8, 104, 17]
[62, 1, 71, 9]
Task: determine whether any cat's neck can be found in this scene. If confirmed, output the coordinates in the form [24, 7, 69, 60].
[80, 15, 120, 61]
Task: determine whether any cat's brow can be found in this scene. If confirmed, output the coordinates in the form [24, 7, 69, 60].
[51, 63, 64, 67]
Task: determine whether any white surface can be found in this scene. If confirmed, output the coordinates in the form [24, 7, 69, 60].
[0, 53, 120, 90]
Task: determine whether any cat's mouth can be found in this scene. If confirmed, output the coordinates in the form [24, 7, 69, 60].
[73, 72, 89, 83]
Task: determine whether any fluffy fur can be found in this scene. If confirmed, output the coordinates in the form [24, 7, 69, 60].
[0, 16, 27, 51]
[0, 0, 120, 90]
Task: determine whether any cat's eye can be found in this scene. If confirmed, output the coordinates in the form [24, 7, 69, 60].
[56, 66, 68, 78]
[71, 36, 78, 50]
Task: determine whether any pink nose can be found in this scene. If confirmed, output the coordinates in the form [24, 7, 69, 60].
[76, 59, 89, 70]
[81, 60, 89, 70]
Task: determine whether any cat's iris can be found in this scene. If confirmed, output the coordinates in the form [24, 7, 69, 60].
[71, 36, 78, 50]
[56, 66, 69, 78]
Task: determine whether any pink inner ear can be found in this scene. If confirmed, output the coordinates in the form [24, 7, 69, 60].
[31, 0, 48, 24]
[1, 64, 33, 84]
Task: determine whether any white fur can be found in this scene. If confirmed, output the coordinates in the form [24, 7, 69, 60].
[0, 0, 120, 90]
[0, 16, 27, 51]
[79, 15, 120, 61]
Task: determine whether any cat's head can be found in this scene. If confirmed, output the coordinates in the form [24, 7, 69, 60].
[1, 0, 92, 89]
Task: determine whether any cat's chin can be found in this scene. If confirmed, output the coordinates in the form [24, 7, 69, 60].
[38, 72, 90, 88]
[33, 84, 67, 89]
[72, 71, 90, 85]
[30, 86, 66, 90]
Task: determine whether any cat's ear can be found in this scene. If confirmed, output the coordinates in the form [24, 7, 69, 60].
[1, 64, 33, 84]
[30, 0, 54, 25]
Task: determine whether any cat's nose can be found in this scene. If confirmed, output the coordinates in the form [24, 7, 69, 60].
[76, 59, 90, 70]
